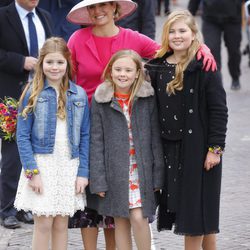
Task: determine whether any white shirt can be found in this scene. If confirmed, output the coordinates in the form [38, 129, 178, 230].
[15, 1, 46, 54]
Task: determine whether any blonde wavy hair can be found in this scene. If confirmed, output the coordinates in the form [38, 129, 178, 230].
[156, 10, 203, 94]
[102, 49, 145, 105]
[19, 37, 74, 119]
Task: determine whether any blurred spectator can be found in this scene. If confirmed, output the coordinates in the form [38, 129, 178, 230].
[116, 0, 156, 39]
[0, 0, 12, 214]
[188, 0, 245, 90]
[156, 0, 177, 16]
[38, 0, 81, 41]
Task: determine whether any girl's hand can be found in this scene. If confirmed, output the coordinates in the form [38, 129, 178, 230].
[75, 177, 88, 194]
[28, 174, 43, 194]
[204, 151, 221, 171]
[197, 44, 217, 72]
[97, 192, 105, 198]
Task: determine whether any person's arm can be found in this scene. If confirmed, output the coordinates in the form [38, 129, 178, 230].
[16, 90, 44, 192]
[197, 44, 217, 71]
[150, 95, 165, 190]
[76, 88, 90, 193]
[77, 89, 90, 178]
[16, 91, 38, 171]
[136, 31, 161, 59]
[204, 71, 228, 170]
[89, 98, 108, 195]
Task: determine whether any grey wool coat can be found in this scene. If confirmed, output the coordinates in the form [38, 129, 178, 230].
[89, 80, 165, 218]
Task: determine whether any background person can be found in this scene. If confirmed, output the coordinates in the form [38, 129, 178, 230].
[116, 0, 156, 39]
[0, 0, 53, 229]
[156, 0, 178, 16]
[188, 0, 245, 90]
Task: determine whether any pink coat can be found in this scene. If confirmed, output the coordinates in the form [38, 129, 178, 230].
[67, 26, 160, 102]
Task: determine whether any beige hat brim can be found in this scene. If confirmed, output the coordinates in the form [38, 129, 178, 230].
[67, 0, 137, 25]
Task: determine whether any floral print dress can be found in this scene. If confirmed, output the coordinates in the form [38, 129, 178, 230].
[115, 93, 142, 209]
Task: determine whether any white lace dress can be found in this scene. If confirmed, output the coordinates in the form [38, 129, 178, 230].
[14, 116, 86, 217]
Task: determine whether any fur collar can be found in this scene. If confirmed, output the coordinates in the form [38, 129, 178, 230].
[94, 80, 154, 103]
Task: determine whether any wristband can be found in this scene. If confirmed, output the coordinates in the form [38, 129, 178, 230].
[25, 169, 40, 180]
[208, 146, 224, 156]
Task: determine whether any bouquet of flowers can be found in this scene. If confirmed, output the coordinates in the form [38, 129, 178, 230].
[0, 97, 18, 141]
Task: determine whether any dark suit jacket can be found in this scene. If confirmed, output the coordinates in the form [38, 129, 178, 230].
[0, 2, 53, 99]
[0, 0, 13, 7]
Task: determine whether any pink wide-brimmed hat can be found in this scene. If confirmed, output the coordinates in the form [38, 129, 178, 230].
[67, 0, 137, 25]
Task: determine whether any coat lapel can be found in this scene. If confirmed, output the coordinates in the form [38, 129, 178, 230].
[85, 30, 102, 64]
[6, 3, 28, 51]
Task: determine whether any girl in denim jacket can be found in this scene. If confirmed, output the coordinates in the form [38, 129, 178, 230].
[14, 37, 90, 250]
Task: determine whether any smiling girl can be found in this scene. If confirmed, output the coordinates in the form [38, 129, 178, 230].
[89, 49, 165, 250]
[145, 10, 228, 250]
[14, 37, 89, 250]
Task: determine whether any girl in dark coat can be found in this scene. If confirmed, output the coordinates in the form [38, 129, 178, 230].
[145, 10, 228, 250]
[89, 49, 165, 250]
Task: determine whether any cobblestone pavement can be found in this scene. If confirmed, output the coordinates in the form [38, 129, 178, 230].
[1, 0, 250, 249]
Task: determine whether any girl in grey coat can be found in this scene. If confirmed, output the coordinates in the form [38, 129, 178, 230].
[89, 50, 165, 250]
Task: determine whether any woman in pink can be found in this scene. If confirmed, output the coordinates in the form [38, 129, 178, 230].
[66, 0, 216, 249]
[67, 0, 160, 103]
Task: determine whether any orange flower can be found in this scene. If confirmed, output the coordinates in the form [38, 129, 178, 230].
[130, 183, 139, 190]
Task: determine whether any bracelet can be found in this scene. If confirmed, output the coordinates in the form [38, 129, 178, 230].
[208, 146, 224, 156]
[25, 169, 40, 180]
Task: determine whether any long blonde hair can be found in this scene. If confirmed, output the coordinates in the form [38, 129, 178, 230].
[19, 37, 74, 119]
[156, 10, 203, 94]
[102, 49, 145, 105]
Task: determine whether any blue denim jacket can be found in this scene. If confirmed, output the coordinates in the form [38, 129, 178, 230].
[16, 80, 90, 177]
